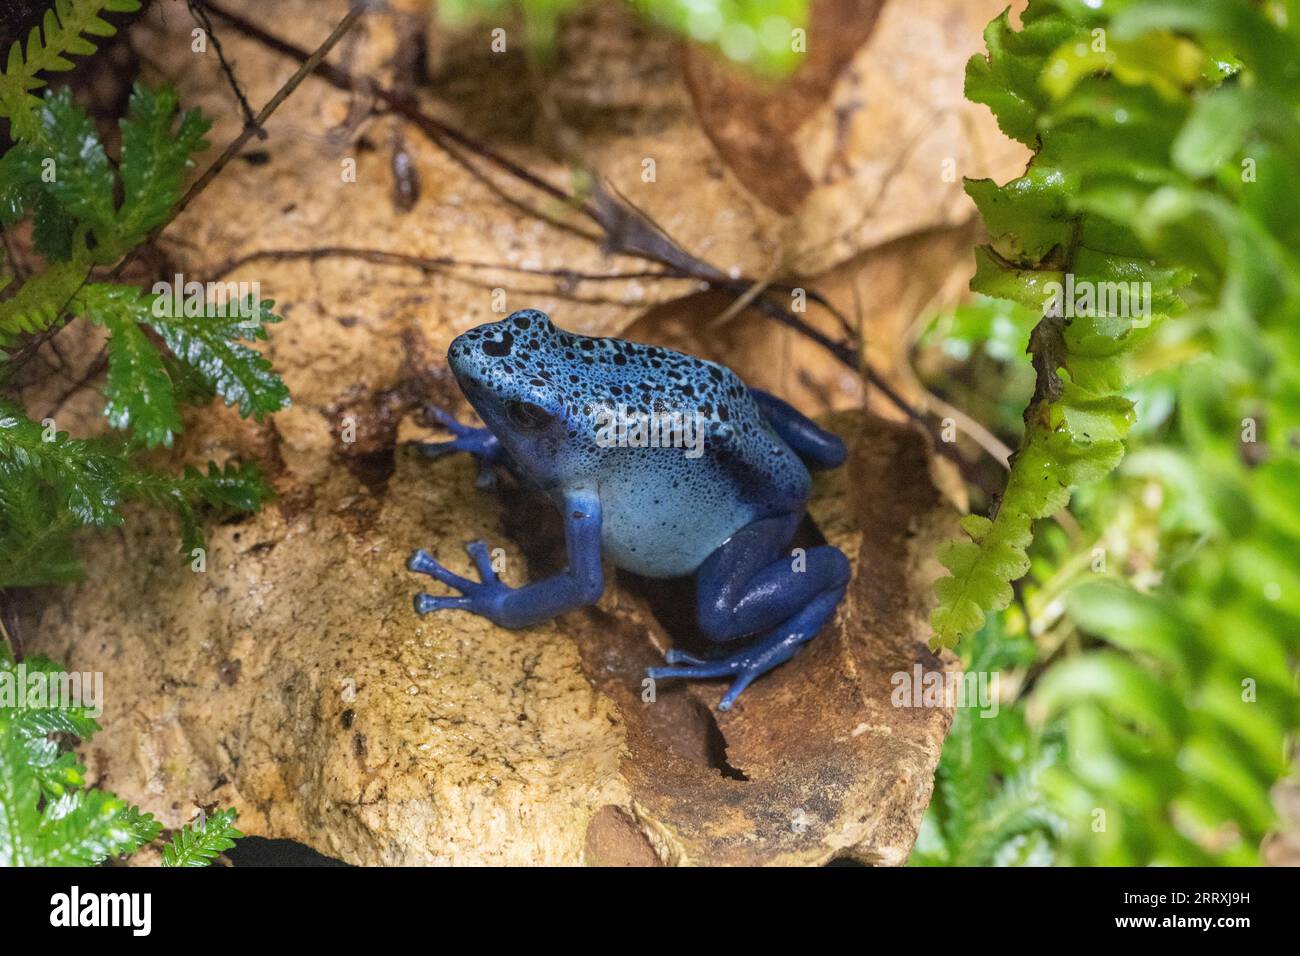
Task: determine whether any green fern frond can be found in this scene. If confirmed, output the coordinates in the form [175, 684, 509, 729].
[0, 0, 141, 143]
[30, 791, 146, 865]
[35, 87, 116, 231]
[0, 654, 160, 866]
[125, 459, 273, 555]
[0, 473, 84, 585]
[146, 296, 291, 421]
[74, 283, 290, 444]
[0, 84, 216, 344]
[77, 284, 183, 447]
[116, 83, 211, 247]
[0, 143, 41, 226]
[929, 3, 1196, 649]
[0, 258, 90, 344]
[929, 0, 1300, 867]
[0, 401, 274, 582]
[115, 804, 164, 848]
[161, 808, 242, 867]
[0, 399, 128, 527]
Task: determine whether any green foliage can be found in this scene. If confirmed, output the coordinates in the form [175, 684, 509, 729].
[145, 294, 289, 423]
[921, 293, 1038, 366]
[0, 85, 215, 341]
[0, 649, 152, 866]
[438, 0, 809, 75]
[116, 84, 211, 248]
[911, 621, 1065, 866]
[918, 0, 1300, 866]
[161, 808, 242, 867]
[931, 0, 1200, 648]
[0, 4, 268, 869]
[0, 51, 287, 586]
[0, 648, 239, 866]
[0, 402, 274, 585]
[98, 297, 184, 445]
[0, 0, 141, 144]
[79, 283, 288, 444]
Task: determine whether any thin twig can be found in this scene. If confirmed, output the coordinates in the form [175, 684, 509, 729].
[187, 0, 263, 136]
[708, 248, 784, 330]
[209, 245, 676, 284]
[897, 244, 1015, 468]
[42, 352, 108, 420]
[113, 5, 365, 280]
[200, 1, 996, 473]
[14, 7, 365, 408]
[202, 2, 860, 363]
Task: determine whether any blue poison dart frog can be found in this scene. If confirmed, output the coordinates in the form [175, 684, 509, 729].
[408, 310, 851, 710]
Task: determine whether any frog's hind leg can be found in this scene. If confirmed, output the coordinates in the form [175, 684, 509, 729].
[647, 516, 850, 710]
[749, 389, 846, 470]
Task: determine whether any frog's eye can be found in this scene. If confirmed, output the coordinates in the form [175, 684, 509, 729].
[505, 400, 554, 430]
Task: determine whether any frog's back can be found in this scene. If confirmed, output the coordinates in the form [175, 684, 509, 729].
[549, 334, 810, 577]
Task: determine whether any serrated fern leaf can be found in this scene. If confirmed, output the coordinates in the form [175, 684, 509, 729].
[116, 83, 211, 247]
[147, 297, 291, 420]
[161, 808, 242, 867]
[125, 459, 272, 555]
[74, 283, 290, 437]
[930, 3, 1193, 650]
[0, 654, 159, 866]
[35, 87, 115, 233]
[0, 399, 127, 526]
[33, 190, 77, 261]
[0, 142, 40, 226]
[0, 81, 215, 344]
[4, 656, 102, 740]
[102, 312, 181, 447]
[0, 258, 90, 344]
[963, 6, 1076, 148]
[0, 715, 43, 865]
[1, 656, 97, 800]
[0, 471, 84, 585]
[955, 751, 1065, 866]
[115, 803, 163, 847]
[34, 790, 150, 865]
[0, 0, 141, 143]
[0, 400, 273, 581]
[77, 284, 182, 447]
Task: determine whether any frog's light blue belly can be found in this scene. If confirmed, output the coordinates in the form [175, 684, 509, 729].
[595, 460, 755, 578]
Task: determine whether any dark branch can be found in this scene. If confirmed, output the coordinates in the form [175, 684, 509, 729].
[188, 0, 263, 137]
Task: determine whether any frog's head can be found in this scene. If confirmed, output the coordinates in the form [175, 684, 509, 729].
[447, 310, 576, 486]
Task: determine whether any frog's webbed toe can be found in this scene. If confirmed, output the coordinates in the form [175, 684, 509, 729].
[409, 542, 509, 621]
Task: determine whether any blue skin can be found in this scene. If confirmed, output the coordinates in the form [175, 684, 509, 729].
[408, 310, 851, 710]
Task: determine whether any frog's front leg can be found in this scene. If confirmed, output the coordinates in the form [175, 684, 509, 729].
[408, 487, 603, 629]
[648, 515, 850, 710]
[412, 406, 506, 464]
[410, 405, 515, 488]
